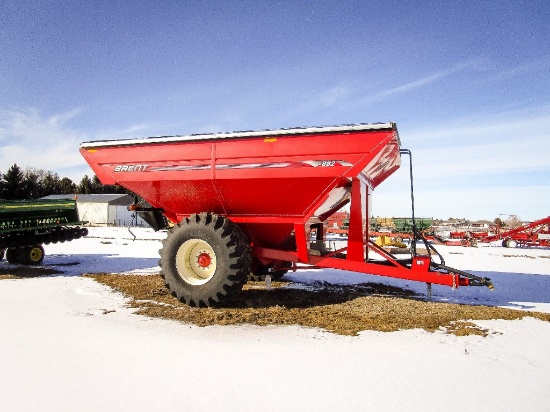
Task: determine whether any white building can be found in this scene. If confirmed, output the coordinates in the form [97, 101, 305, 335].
[42, 194, 147, 227]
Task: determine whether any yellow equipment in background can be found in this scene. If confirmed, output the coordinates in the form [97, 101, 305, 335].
[374, 234, 407, 249]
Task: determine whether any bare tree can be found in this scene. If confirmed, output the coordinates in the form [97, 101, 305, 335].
[505, 215, 522, 229]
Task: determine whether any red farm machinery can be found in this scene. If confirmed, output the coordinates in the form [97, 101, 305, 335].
[80, 122, 493, 307]
[484, 216, 550, 248]
[426, 217, 550, 248]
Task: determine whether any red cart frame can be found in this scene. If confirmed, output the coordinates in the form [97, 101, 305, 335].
[81, 122, 492, 306]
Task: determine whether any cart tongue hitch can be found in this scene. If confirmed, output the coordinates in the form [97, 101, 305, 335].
[408, 229, 494, 290]
[430, 262, 494, 289]
[399, 148, 494, 290]
[81, 122, 496, 306]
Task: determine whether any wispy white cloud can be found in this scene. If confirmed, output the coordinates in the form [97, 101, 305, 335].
[411, 137, 550, 179]
[293, 85, 352, 116]
[318, 86, 350, 106]
[47, 108, 84, 127]
[487, 58, 550, 83]
[0, 108, 85, 168]
[406, 106, 550, 142]
[402, 107, 550, 180]
[0, 108, 149, 182]
[373, 184, 549, 221]
[373, 107, 550, 220]
[362, 60, 480, 104]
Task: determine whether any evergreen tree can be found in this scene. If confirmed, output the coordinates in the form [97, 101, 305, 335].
[59, 177, 77, 194]
[22, 169, 41, 198]
[91, 175, 105, 193]
[0, 165, 127, 198]
[40, 172, 61, 195]
[88, 175, 129, 195]
[2, 164, 25, 199]
[78, 175, 94, 194]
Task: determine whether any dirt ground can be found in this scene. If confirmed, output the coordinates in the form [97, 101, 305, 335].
[0, 266, 62, 279]
[85, 273, 550, 336]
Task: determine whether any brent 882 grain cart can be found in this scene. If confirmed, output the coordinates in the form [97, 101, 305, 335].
[80, 122, 493, 307]
[0, 199, 88, 264]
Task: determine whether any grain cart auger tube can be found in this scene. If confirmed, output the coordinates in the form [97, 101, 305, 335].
[80, 122, 493, 307]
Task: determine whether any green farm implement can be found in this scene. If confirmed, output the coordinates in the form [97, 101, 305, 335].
[0, 199, 88, 265]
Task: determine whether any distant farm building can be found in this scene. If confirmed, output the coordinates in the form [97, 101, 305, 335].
[41, 194, 147, 227]
[326, 211, 348, 229]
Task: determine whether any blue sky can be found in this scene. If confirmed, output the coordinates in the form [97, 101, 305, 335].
[1, 0, 549, 220]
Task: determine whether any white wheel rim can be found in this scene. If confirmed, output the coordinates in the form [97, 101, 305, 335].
[175, 239, 217, 285]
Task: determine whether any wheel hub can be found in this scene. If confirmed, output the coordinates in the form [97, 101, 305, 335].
[29, 247, 43, 262]
[175, 239, 217, 285]
[197, 252, 211, 268]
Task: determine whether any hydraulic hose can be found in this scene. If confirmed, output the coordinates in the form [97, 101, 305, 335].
[399, 148, 445, 266]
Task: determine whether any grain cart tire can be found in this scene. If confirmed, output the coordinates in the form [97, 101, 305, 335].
[20, 245, 45, 265]
[159, 213, 251, 307]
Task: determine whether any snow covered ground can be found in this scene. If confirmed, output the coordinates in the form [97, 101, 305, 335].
[1, 227, 549, 411]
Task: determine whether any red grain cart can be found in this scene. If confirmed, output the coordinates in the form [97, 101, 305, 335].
[80, 122, 492, 306]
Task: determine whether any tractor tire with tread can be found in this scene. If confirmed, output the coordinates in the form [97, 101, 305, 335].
[21, 245, 45, 265]
[5, 245, 45, 265]
[159, 213, 251, 307]
[6, 248, 21, 264]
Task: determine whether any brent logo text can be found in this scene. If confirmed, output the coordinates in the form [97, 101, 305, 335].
[114, 164, 148, 172]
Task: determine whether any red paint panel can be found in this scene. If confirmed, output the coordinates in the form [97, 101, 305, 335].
[80, 125, 401, 247]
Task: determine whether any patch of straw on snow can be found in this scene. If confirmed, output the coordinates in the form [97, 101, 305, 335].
[85, 273, 550, 336]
